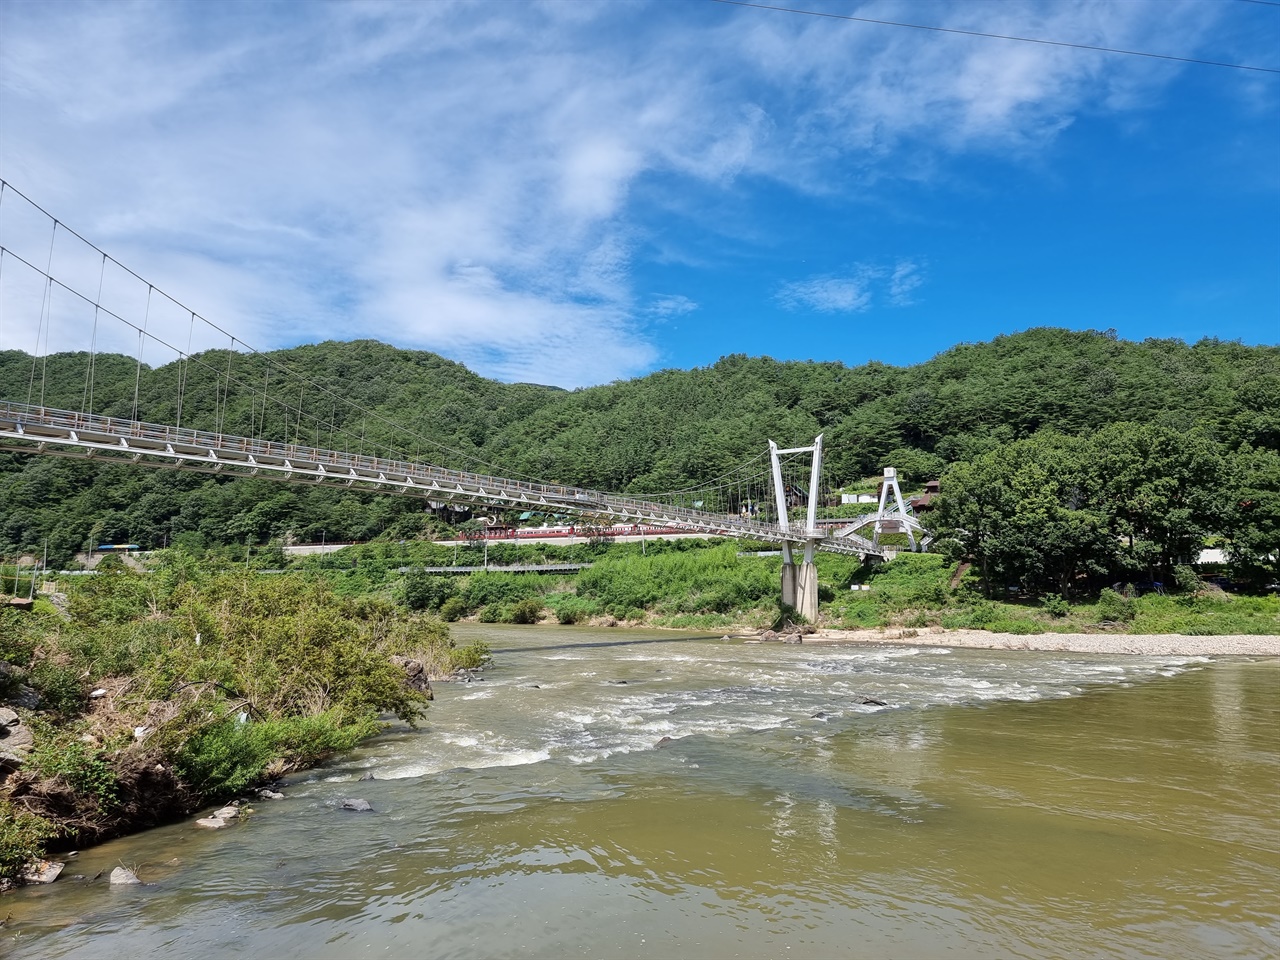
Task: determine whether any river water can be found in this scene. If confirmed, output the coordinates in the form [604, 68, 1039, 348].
[6, 626, 1279, 959]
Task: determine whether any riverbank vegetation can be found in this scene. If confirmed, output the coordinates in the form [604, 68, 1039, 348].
[2, 329, 1275, 580]
[0, 556, 483, 883]
[297, 536, 1276, 635]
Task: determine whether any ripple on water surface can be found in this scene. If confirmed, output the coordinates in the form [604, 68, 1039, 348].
[6, 629, 1274, 960]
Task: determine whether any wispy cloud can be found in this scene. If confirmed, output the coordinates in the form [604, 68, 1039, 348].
[889, 260, 925, 307]
[647, 294, 699, 320]
[777, 259, 924, 313]
[0, 1, 1245, 385]
[777, 274, 875, 314]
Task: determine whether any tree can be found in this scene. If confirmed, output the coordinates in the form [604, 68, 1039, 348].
[1224, 445, 1280, 589]
[1079, 423, 1224, 583]
[933, 433, 1114, 597]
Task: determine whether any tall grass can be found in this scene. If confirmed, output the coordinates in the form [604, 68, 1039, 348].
[577, 543, 777, 618]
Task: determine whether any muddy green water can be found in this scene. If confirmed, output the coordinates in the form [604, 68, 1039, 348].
[5, 626, 1279, 959]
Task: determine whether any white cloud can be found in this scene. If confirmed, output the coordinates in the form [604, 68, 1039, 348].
[647, 295, 698, 320]
[889, 259, 925, 307]
[777, 274, 876, 314]
[777, 259, 925, 313]
[0, 0, 1236, 386]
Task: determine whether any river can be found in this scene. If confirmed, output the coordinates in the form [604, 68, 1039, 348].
[6, 625, 1279, 959]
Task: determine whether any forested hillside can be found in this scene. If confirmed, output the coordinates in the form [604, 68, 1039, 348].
[1, 328, 1277, 587]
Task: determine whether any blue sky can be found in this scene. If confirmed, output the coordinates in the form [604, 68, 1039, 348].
[0, 0, 1276, 388]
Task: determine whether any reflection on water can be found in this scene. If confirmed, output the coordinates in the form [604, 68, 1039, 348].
[5, 626, 1278, 960]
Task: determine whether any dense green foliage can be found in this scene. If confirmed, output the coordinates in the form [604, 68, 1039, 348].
[930, 424, 1279, 595]
[822, 553, 1280, 636]
[0, 558, 482, 878]
[354, 537, 1280, 633]
[3, 330, 1276, 575]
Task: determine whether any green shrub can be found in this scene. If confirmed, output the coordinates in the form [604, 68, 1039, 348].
[450, 640, 491, 671]
[0, 801, 55, 882]
[172, 715, 276, 796]
[1130, 592, 1280, 635]
[578, 543, 774, 616]
[29, 733, 119, 809]
[511, 598, 543, 624]
[772, 602, 807, 630]
[27, 661, 85, 716]
[860, 554, 953, 611]
[1041, 593, 1070, 618]
[173, 711, 378, 798]
[837, 597, 882, 628]
[462, 571, 544, 609]
[0, 608, 37, 665]
[1096, 588, 1136, 623]
[957, 602, 1001, 628]
[402, 571, 456, 611]
[477, 604, 508, 623]
[439, 596, 468, 621]
[1172, 565, 1201, 595]
[986, 618, 1043, 635]
[65, 567, 156, 625]
[550, 595, 594, 624]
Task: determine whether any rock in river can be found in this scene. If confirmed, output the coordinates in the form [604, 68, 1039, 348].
[21, 859, 64, 884]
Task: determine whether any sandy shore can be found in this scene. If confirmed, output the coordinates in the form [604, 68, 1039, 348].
[795, 626, 1280, 657]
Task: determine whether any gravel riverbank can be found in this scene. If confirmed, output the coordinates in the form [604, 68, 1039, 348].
[802, 627, 1280, 656]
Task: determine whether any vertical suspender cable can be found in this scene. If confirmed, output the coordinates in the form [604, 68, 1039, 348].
[83, 252, 106, 415]
[176, 311, 195, 428]
[28, 219, 58, 408]
[259, 363, 270, 441]
[0, 183, 7, 352]
[0, 248, 6, 360]
[133, 286, 153, 422]
[249, 354, 258, 439]
[219, 339, 234, 435]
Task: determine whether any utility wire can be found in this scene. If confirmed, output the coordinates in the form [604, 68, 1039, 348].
[710, 0, 1280, 74]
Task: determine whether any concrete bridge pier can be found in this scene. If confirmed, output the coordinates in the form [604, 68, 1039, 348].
[779, 540, 821, 623]
[793, 560, 819, 622]
[780, 543, 798, 609]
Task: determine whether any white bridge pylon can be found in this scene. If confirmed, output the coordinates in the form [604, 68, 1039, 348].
[767, 438, 933, 623]
[768, 435, 824, 623]
[830, 467, 935, 552]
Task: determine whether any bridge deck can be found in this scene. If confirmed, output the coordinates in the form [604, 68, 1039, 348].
[0, 402, 885, 557]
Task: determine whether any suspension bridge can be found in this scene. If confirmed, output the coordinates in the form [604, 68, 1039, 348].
[0, 180, 932, 620]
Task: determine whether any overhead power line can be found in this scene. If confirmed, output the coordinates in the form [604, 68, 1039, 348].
[710, 0, 1280, 75]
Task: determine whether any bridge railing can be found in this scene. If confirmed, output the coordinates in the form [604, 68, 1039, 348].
[0, 401, 883, 554]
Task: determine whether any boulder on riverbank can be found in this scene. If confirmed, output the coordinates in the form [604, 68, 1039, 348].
[0, 707, 35, 770]
[390, 656, 434, 700]
[20, 859, 64, 884]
